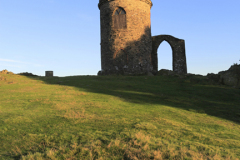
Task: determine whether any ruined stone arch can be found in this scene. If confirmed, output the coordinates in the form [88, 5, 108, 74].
[151, 35, 187, 74]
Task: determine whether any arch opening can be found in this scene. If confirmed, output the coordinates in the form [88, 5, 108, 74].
[152, 35, 187, 74]
[157, 40, 173, 71]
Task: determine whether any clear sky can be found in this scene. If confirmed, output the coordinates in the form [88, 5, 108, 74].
[0, 0, 239, 76]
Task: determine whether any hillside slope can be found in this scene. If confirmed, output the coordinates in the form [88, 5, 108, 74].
[0, 72, 240, 159]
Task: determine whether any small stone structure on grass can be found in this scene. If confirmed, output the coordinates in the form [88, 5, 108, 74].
[98, 0, 187, 75]
[45, 71, 53, 77]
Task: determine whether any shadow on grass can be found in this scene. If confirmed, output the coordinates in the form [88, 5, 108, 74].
[25, 75, 240, 124]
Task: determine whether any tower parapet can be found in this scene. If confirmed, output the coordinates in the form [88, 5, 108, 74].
[98, 0, 153, 9]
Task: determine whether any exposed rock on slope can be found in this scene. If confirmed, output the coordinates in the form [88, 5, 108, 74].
[218, 64, 240, 88]
[18, 72, 38, 76]
[207, 64, 240, 88]
[0, 69, 14, 75]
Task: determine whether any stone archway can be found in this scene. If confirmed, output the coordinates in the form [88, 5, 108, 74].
[151, 35, 187, 74]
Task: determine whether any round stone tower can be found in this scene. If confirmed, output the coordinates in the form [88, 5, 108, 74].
[98, 0, 153, 75]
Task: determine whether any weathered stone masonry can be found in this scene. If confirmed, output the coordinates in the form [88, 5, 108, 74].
[98, 0, 187, 75]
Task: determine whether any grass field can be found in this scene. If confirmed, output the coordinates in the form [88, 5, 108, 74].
[0, 72, 240, 160]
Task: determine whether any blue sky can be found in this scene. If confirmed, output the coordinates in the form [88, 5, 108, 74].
[0, 0, 239, 76]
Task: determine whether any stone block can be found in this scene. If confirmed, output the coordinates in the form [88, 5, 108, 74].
[45, 71, 53, 77]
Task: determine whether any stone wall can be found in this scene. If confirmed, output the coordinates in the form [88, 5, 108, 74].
[152, 35, 187, 74]
[99, 0, 153, 75]
[217, 64, 240, 88]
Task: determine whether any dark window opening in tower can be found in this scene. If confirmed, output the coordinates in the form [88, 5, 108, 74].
[120, 10, 126, 15]
[113, 7, 127, 29]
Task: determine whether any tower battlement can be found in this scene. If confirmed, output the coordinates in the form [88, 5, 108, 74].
[98, 0, 153, 9]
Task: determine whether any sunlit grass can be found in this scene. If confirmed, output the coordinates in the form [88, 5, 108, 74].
[0, 73, 239, 159]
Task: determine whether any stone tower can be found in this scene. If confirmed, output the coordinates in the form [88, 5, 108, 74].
[98, 0, 153, 75]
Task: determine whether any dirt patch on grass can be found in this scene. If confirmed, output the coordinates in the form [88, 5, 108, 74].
[0, 75, 7, 81]
[63, 109, 86, 119]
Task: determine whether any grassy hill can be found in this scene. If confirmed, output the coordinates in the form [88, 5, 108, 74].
[0, 72, 240, 160]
